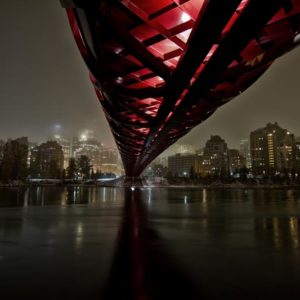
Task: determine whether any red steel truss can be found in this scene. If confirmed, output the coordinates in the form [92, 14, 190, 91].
[61, 0, 300, 176]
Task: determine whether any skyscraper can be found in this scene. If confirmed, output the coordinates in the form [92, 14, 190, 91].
[201, 135, 229, 176]
[100, 147, 122, 174]
[228, 149, 246, 175]
[51, 135, 71, 169]
[250, 122, 296, 175]
[240, 139, 252, 169]
[72, 134, 103, 172]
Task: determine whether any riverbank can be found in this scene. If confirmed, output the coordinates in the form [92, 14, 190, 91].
[1, 181, 300, 189]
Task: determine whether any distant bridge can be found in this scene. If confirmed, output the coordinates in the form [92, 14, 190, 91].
[61, 0, 300, 176]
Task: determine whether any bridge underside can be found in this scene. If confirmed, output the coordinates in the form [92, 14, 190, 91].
[62, 0, 300, 176]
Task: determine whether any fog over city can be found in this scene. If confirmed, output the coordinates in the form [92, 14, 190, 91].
[1, 1, 300, 152]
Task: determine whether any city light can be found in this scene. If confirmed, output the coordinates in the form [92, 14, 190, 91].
[80, 134, 87, 141]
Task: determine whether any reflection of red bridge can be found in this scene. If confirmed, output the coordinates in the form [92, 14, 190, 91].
[61, 0, 300, 176]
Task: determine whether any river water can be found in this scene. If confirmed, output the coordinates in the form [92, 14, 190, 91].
[0, 186, 300, 299]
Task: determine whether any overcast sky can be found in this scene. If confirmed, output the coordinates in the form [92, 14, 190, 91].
[1, 1, 300, 153]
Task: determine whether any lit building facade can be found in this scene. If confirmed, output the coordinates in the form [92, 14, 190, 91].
[27, 142, 38, 167]
[228, 149, 246, 175]
[250, 122, 296, 175]
[71, 131, 124, 175]
[100, 147, 122, 174]
[240, 139, 252, 169]
[51, 135, 71, 169]
[199, 135, 229, 176]
[168, 153, 197, 177]
[73, 137, 103, 172]
[195, 154, 211, 176]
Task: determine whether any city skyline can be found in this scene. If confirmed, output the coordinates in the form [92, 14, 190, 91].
[1, 120, 299, 157]
[2, 121, 299, 180]
[1, 1, 300, 152]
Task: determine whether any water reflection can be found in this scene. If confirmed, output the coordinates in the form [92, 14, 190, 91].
[140, 187, 300, 298]
[0, 187, 124, 299]
[104, 188, 201, 300]
[0, 186, 121, 207]
[75, 222, 84, 254]
[145, 188, 300, 252]
[255, 215, 300, 251]
[1, 187, 300, 298]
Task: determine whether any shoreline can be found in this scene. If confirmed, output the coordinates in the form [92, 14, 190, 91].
[1, 182, 300, 189]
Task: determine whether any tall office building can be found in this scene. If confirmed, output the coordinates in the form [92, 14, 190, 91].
[228, 149, 246, 174]
[71, 131, 124, 175]
[100, 147, 122, 174]
[51, 135, 71, 169]
[240, 139, 252, 169]
[250, 122, 296, 175]
[71, 130, 103, 172]
[200, 135, 229, 176]
[73, 135, 103, 172]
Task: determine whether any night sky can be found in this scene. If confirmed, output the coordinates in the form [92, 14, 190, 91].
[1, 1, 300, 152]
